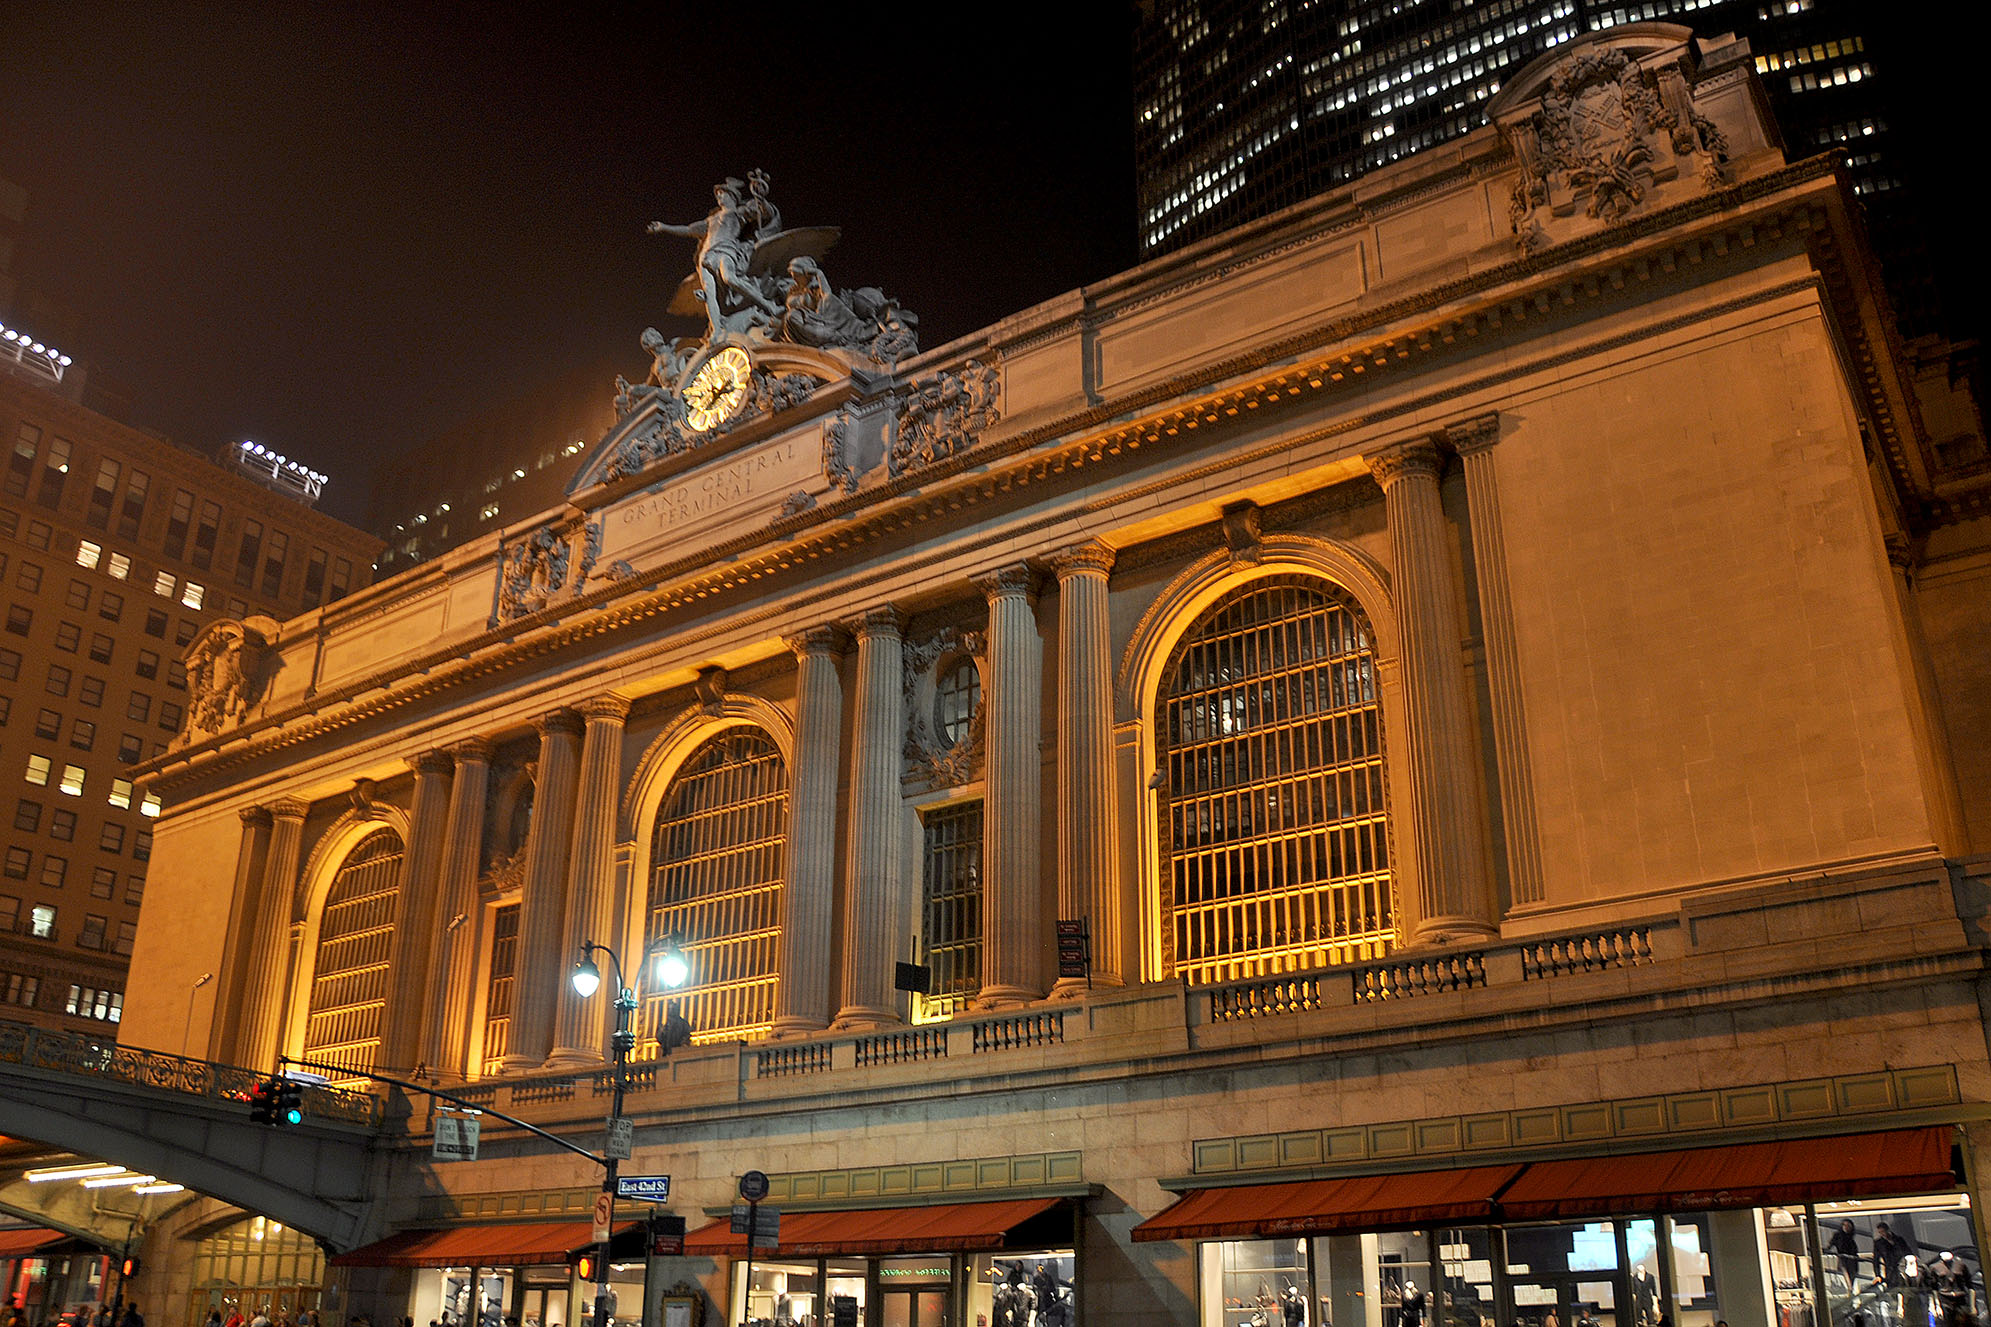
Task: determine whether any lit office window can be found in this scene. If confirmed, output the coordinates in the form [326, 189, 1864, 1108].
[181, 581, 205, 610]
[25, 755, 52, 787]
[58, 765, 86, 797]
[76, 540, 103, 570]
[107, 552, 130, 580]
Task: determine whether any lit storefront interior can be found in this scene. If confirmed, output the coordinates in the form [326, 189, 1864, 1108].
[683, 1199, 1076, 1326]
[328, 1222, 646, 1327]
[188, 1216, 328, 1327]
[2, 1228, 106, 1324]
[1136, 1129, 1976, 1327]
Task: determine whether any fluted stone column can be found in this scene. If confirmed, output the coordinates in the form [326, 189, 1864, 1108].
[1049, 541, 1122, 997]
[832, 608, 908, 1030]
[423, 738, 492, 1079]
[548, 695, 634, 1070]
[376, 751, 454, 1074]
[1368, 439, 1499, 940]
[239, 798, 308, 1070]
[504, 709, 584, 1071]
[976, 564, 1045, 1007]
[1448, 416, 1545, 907]
[213, 807, 273, 1060]
[773, 627, 844, 1038]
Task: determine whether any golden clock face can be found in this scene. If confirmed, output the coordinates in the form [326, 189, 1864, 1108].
[684, 346, 752, 431]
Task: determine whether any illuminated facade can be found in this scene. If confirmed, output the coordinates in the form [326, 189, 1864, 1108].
[111, 27, 1991, 1327]
[1133, 0, 1941, 331]
[0, 356, 379, 1045]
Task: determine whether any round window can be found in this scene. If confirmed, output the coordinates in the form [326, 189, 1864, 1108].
[935, 658, 980, 747]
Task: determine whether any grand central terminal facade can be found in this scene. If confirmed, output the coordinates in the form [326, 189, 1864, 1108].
[98, 24, 1991, 1327]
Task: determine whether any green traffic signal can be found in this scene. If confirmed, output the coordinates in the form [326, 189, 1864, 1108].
[277, 1079, 304, 1126]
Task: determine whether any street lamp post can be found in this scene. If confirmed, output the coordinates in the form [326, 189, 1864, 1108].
[571, 937, 688, 1327]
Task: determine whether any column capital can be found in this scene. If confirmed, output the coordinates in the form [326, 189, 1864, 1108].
[1047, 540, 1116, 580]
[580, 693, 633, 724]
[784, 624, 848, 659]
[846, 605, 907, 639]
[449, 737, 497, 765]
[410, 749, 456, 778]
[1441, 413, 1503, 456]
[239, 805, 274, 829]
[537, 708, 586, 739]
[270, 796, 310, 822]
[974, 562, 1038, 604]
[1366, 437, 1444, 488]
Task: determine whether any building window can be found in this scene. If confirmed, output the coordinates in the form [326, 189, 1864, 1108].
[5, 423, 39, 498]
[234, 519, 263, 588]
[164, 488, 194, 557]
[99, 590, 123, 621]
[14, 799, 41, 832]
[90, 866, 116, 898]
[114, 920, 137, 955]
[88, 632, 112, 663]
[936, 658, 981, 746]
[34, 708, 60, 740]
[159, 700, 183, 731]
[14, 559, 42, 592]
[78, 676, 104, 707]
[128, 692, 152, 722]
[176, 618, 195, 646]
[2, 973, 38, 1008]
[4, 603, 30, 634]
[1155, 576, 1397, 983]
[920, 800, 983, 1017]
[189, 1217, 326, 1316]
[64, 578, 90, 610]
[76, 539, 102, 570]
[106, 551, 129, 579]
[117, 470, 149, 541]
[330, 556, 352, 601]
[58, 765, 85, 797]
[39, 856, 66, 888]
[86, 458, 119, 528]
[124, 875, 143, 905]
[98, 822, 125, 853]
[45, 664, 70, 696]
[29, 904, 56, 937]
[136, 649, 159, 679]
[192, 500, 220, 570]
[302, 548, 327, 607]
[115, 735, 142, 765]
[26, 519, 52, 550]
[2, 849, 28, 880]
[53, 620, 79, 652]
[168, 660, 186, 690]
[481, 902, 521, 1077]
[144, 607, 166, 637]
[65, 983, 120, 1022]
[0, 696, 9, 725]
[181, 581, 205, 609]
[303, 829, 405, 1079]
[262, 529, 289, 597]
[37, 437, 72, 509]
[25, 755, 52, 786]
[78, 914, 106, 949]
[0, 647, 18, 681]
[49, 809, 75, 842]
[140, 792, 161, 817]
[645, 728, 789, 1048]
[109, 777, 133, 808]
[152, 569, 175, 598]
[70, 719, 95, 751]
[132, 828, 152, 861]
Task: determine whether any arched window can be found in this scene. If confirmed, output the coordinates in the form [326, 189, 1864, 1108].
[303, 828, 403, 1076]
[645, 729, 788, 1048]
[1156, 575, 1397, 983]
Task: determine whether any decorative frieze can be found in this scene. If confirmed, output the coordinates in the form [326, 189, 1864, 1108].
[889, 360, 1000, 478]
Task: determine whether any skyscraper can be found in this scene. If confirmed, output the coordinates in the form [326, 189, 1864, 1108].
[1134, 0, 1937, 331]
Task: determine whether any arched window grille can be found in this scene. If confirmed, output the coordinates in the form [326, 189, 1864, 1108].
[644, 729, 788, 1048]
[303, 828, 403, 1078]
[1156, 575, 1397, 983]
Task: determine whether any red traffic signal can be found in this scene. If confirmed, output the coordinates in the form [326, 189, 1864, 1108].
[120, 1256, 141, 1278]
[575, 1253, 598, 1282]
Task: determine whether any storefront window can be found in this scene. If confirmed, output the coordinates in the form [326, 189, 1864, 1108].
[1664, 1214, 1719, 1327]
[1505, 1220, 1619, 1327]
[972, 1253, 1074, 1327]
[1438, 1228, 1498, 1327]
[1625, 1220, 1661, 1327]
[1201, 1239, 1310, 1325]
[1815, 1199, 1979, 1327]
[878, 1256, 951, 1327]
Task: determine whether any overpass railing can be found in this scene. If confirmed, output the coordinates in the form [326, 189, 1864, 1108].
[0, 1019, 381, 1127]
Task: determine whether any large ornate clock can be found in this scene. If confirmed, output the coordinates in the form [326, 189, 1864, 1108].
[683, 345, 752, 431]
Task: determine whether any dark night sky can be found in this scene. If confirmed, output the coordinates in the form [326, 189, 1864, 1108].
[0, 4, 1141, 528]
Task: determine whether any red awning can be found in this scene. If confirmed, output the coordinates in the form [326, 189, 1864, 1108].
[683, 1199, 1064, 1257]
[1133, 1165, 1523, 1243]
[1499, 1127, 1956, 1220]
[0, 1227, 69, 1258]
[330, 1221, 639, 1269]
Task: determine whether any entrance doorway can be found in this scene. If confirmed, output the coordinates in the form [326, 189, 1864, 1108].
[880, 1289, 948, 1327]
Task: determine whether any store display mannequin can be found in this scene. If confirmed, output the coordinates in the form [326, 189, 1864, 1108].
[1401, 1282, 1426, 1327]
[1283, 1283, 1306, 1327]
[1932, 1252, 1973, 1327]
[1826, 1222, 1861, 1289]
[1631, 1266, 1659, 1327]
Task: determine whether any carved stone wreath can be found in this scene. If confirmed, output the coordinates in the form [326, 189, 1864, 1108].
[888, 360, 1000, 479]
[498, 524, 573, 622]
[903, 626, 988, 789]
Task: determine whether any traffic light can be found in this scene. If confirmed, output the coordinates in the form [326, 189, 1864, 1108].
[248, 1077, 278, 1125]
[120, 1256, 141, 1279]
[276, 1077, 304, 1126]
[575, 1253, 598, 1282]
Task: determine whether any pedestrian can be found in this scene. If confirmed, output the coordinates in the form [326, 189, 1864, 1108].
[223, 1308, 243, 1327]
[249, 1307, 271, 1327]
[118, 1304, 143, 1327]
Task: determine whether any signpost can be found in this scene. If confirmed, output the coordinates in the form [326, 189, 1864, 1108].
[737, 1172, 778, 1308]
[647, 1212, 686, 1256]
[615, 1174, 672, 1202]
[604, 1117, 634, 1161]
